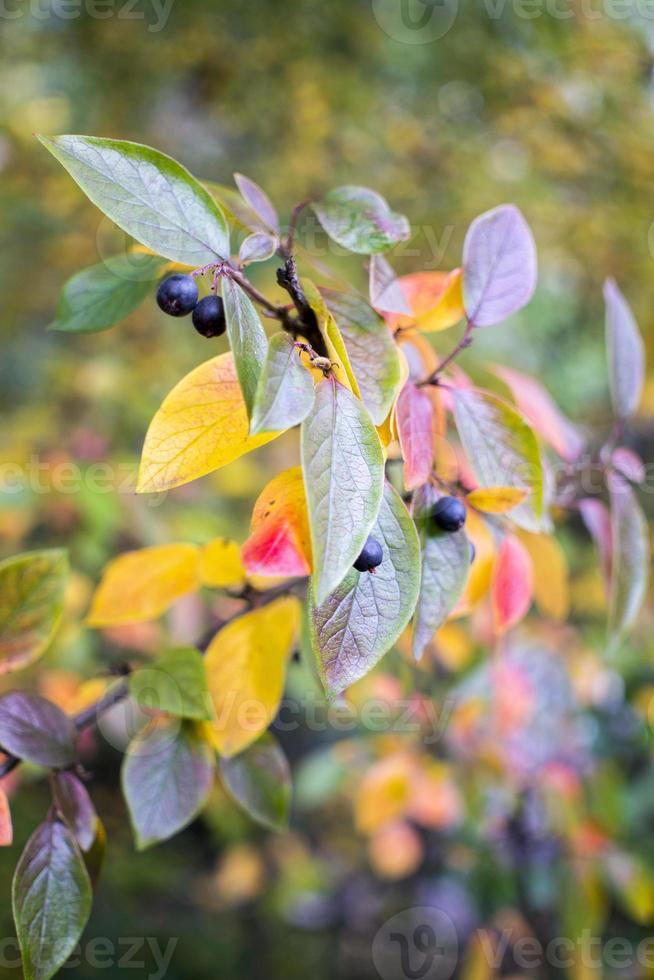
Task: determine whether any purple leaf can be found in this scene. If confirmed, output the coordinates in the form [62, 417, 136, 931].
[604, 279, 644, 421]
[578, 498, 612, 592]
[369, 255, 412, 315]
[121, 718, 214, 850]
[219, 732, 291, 831]
[463, 204, 537, 327]
[0, 692, 76, 768]
[51, 772, 98, 852]
[234, 173, 280, 234]
[608, 478, 649, 648]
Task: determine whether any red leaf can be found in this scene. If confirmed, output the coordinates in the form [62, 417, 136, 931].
[242, 468, 312, 577]
[492, 534, 534, 634]
[493, 364, 584, 462]
[0, 786, 12, 846]
[396, 382, 435, 491]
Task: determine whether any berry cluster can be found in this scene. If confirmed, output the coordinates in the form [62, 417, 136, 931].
[156, 274, 226, 339]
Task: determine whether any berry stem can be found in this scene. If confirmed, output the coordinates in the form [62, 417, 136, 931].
[417, 319, 475, 387]
[0, 578, 307, 782]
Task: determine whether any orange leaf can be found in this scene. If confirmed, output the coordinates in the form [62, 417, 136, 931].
[385, 270, 465, 334]
[467, 486, 530, 514]
[519, 531, 570, 621]
[0, 786, 12, 846]
[354, 754, 417, 834]
[242, 468, 312, 577]
[492, 534, 534, 634]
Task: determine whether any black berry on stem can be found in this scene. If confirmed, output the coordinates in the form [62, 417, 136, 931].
[353, 536, 383, 572]
[156, 274, 199, 317]
[431, 496, 467, 533]
[192, 295, 226, 338]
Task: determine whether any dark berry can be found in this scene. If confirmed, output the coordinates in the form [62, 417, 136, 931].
[192, 295, 226, 338]
[353, 536, 384, 572]
[156, 274, 198, 317]
[431, 496, 466, 533]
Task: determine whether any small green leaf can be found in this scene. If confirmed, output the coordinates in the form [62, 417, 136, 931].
[219, 732, 291, 831]
[250, 333, 315, 435]
[221, 277, 269, 418]
[311, 186, 410, 255]
[204, 182, 266, 233]
[39, 135, 230, 266]
[0, 549, 68, 675]
[13, 817, 92, 980]
[604, 279, 645, 421]
[129, 647, 213, 721]
[309, 482, 420, 696]
[50, 253, 168, 333]
[302, 378, 385, 605]
[122, 719, 214, 850]
[0, 692, 76, 768]
[453, 387, 545, 533]
[320, 288, 402, 425]
[608, 479, 649, 648]
[239, 232, 278, 266]
[411, 485, 470, 660]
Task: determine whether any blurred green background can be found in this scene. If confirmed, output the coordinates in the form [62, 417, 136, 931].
[2, 1, 654, 977]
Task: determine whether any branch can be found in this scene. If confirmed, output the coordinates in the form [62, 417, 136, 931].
[417, 320, 475, 387]
[276, 254, 328, 357]
[0, 578, 307, 783]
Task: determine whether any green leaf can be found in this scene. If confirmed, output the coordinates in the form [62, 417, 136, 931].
[411, 485, 470, 660]
[320, 287, 402, 425]
[239, 232, 278, 266]
[129, 647, 213, 721]
[219, 732, 291, 831]
[221, 277, 269, 418]
[608, 479, 649, 648]
[12, 817, 92, 980]
[301, 378, 385, 605]
[121, 718, 214, 850]
[311, 185, 410, 255]
[0, 549, 68, 675]
[309, 482, 420, 696]
[604, 278, 645, 421]
[51, 772, 98, 852]
[250, 333, 315, 435]
[39, 135, 230, 266]
[453, 387, 545, 532]
[0, 692, 76, 768]
[204, 182, 266, 233]
[50, 253, 168, 334]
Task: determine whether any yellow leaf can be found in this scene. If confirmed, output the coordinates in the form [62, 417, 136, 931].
[87, 544, 200, 626]
[467, 486, 530, 514]
[137, 353, 280, 493]
[204, 596, 300, 756]
[303, 280, 359, 393]
[387, 269, 464, 334]
[377, 346, 410, 447]
[453, 510, 495, 615]
[354, 753, 416, 834]
[199, 538, 246, 589]
[518, 531, 570, 621]
[414, 268, 465, 332]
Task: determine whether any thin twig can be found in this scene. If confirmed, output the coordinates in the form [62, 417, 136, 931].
[0, 579, 307, 783]
[417, 320, 475, 387]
